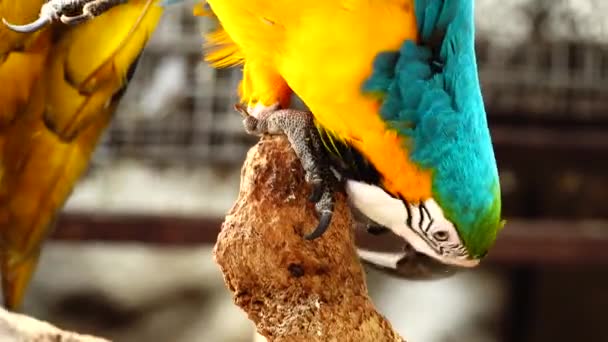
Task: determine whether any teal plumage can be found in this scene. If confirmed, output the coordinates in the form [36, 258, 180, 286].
[363, 0, 503, 257]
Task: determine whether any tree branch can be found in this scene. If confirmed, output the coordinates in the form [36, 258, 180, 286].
[214, 136, 404, 342]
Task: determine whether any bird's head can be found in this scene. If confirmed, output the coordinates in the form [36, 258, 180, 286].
[351, 0, 504, 274]
[434, 181, 505, 264]
[347, 178, 505, 274]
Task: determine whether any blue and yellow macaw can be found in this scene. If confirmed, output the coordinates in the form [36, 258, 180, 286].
[199, 0, 505, 275]
[0, 0, 162, 310]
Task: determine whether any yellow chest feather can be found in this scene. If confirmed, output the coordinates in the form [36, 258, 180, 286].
[207, 0, 433, 201]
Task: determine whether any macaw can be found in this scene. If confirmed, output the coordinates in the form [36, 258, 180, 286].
[0, 0, 162, 310]
[198, 0, 505, 275]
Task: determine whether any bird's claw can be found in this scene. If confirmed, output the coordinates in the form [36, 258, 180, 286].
[304, 210, 333, 240]
[234, 104, 248, 118]
[2, 0, 126, 33]
[307, 180, 324, 203]
[236, 104, 338, 240]
[234, 104, 263, 135]
[304, 177, 335, 240]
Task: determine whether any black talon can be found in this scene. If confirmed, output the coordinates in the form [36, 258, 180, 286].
[305, 184, 335, 240]
[308, 181, 324, 203]
[304, 211, 333, 240]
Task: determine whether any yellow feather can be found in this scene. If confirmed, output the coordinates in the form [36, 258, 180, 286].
[0, 40, 48, 128]
[0, 0, 163, 310]
[0, 1, 47, 126]
[45, 0, 162, 141]
[193, 3, 244, 68]
[316, 123, 343, 159]
[204, 29, 244, 68]
[206, 0, 433, 201]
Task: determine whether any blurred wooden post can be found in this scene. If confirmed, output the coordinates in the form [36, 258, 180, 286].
[214, 136, 404, 341]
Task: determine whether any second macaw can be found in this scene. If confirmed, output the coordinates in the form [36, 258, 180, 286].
[0, 0, 163, 310]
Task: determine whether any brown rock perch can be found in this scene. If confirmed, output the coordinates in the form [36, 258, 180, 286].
[0, 307, 109, 342]
[214, 135, 405, 342]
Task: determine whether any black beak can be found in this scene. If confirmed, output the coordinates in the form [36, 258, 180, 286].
[390, 245, 459, 279]
[354, 223, 461, 280]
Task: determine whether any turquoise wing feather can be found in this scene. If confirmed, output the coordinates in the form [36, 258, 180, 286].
[363, 0, 503, 257]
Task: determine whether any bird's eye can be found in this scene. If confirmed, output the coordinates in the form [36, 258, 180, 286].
[432, 230, 449, 242]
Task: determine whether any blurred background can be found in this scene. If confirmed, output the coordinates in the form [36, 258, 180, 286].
[15, 0, 608, 341]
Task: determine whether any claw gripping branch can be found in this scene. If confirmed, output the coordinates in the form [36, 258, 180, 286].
[235, 105, 338, 240]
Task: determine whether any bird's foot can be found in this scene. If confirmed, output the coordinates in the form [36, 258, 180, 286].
[2, 0, 127, 33]
[235, 104, 338, 240]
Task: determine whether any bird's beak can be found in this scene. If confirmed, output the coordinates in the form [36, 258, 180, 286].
[354, 223, 465, 280]
[390, 247, 460, 279]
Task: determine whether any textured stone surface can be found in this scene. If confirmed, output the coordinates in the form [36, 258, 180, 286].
[214, 135, 404, 342]
[0, 307, 109, 342]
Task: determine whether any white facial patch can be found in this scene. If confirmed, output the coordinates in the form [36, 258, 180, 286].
[345, 180, 479, 268]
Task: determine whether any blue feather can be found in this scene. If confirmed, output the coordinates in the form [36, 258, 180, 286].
[363, 0, 503, 257]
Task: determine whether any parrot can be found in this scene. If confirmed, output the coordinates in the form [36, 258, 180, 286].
[0, 0, 163, 310]
[197, 0, 506, 276]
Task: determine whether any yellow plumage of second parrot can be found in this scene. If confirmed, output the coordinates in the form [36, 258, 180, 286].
[0, 0, 162, 310]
